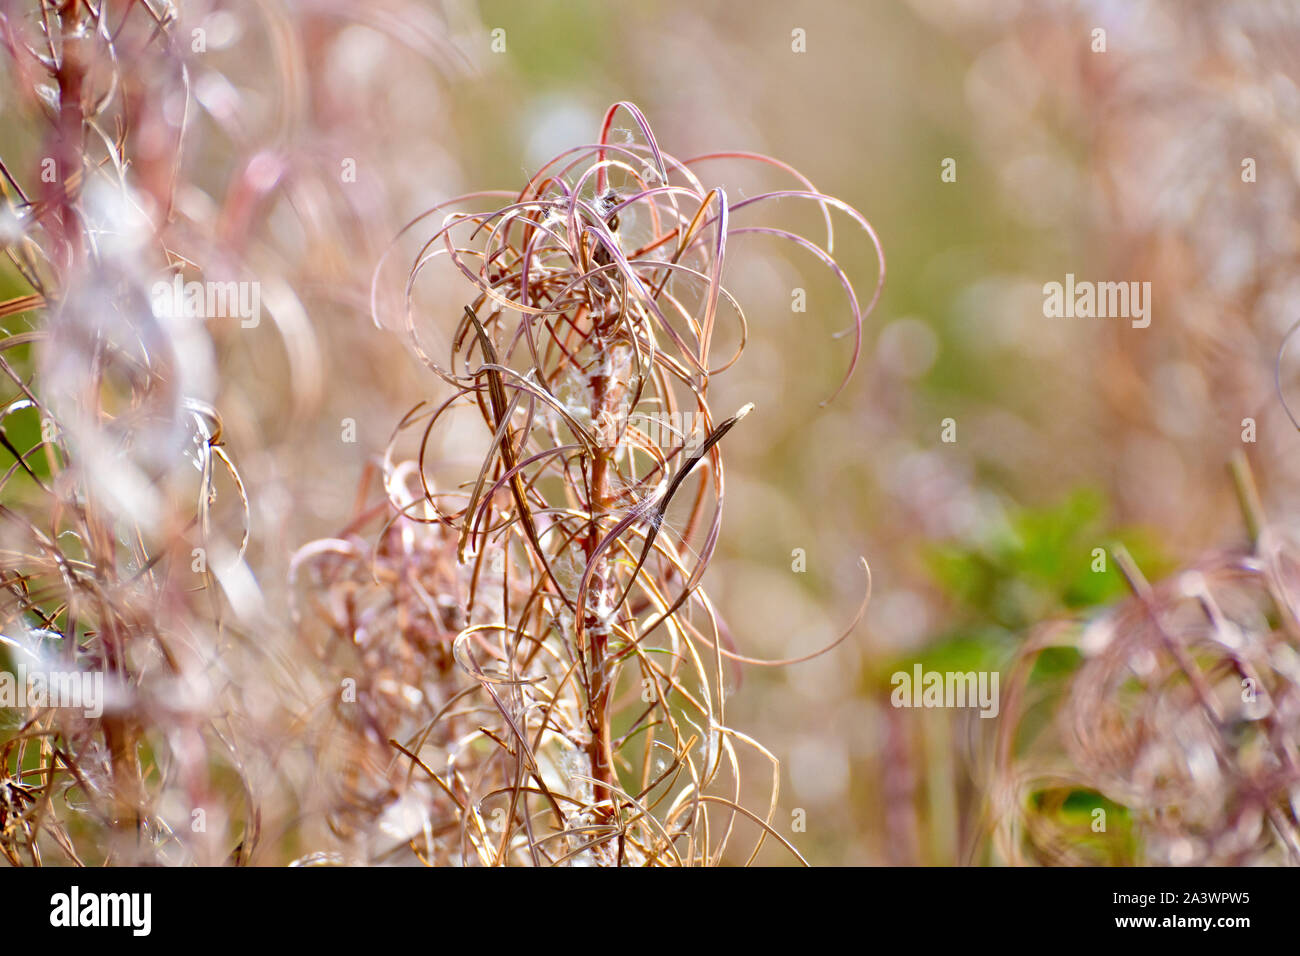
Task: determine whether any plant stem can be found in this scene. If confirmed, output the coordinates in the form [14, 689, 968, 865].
[584, 332, 617, 824]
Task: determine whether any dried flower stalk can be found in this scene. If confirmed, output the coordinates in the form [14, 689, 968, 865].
[299, 102, 883, 866]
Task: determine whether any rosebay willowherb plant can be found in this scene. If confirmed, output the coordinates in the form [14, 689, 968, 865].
[294, 102, 883, 865]
[0, 0, 274, 865]
[993, 461, 1300, 866]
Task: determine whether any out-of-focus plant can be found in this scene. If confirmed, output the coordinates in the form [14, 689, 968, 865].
[994, 459, 1300, 865]
[866, 488, 1167, 865]
[922, 489, 1168, 637]
[0, 0, 263, 865]
[294, 102, 882, 865]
